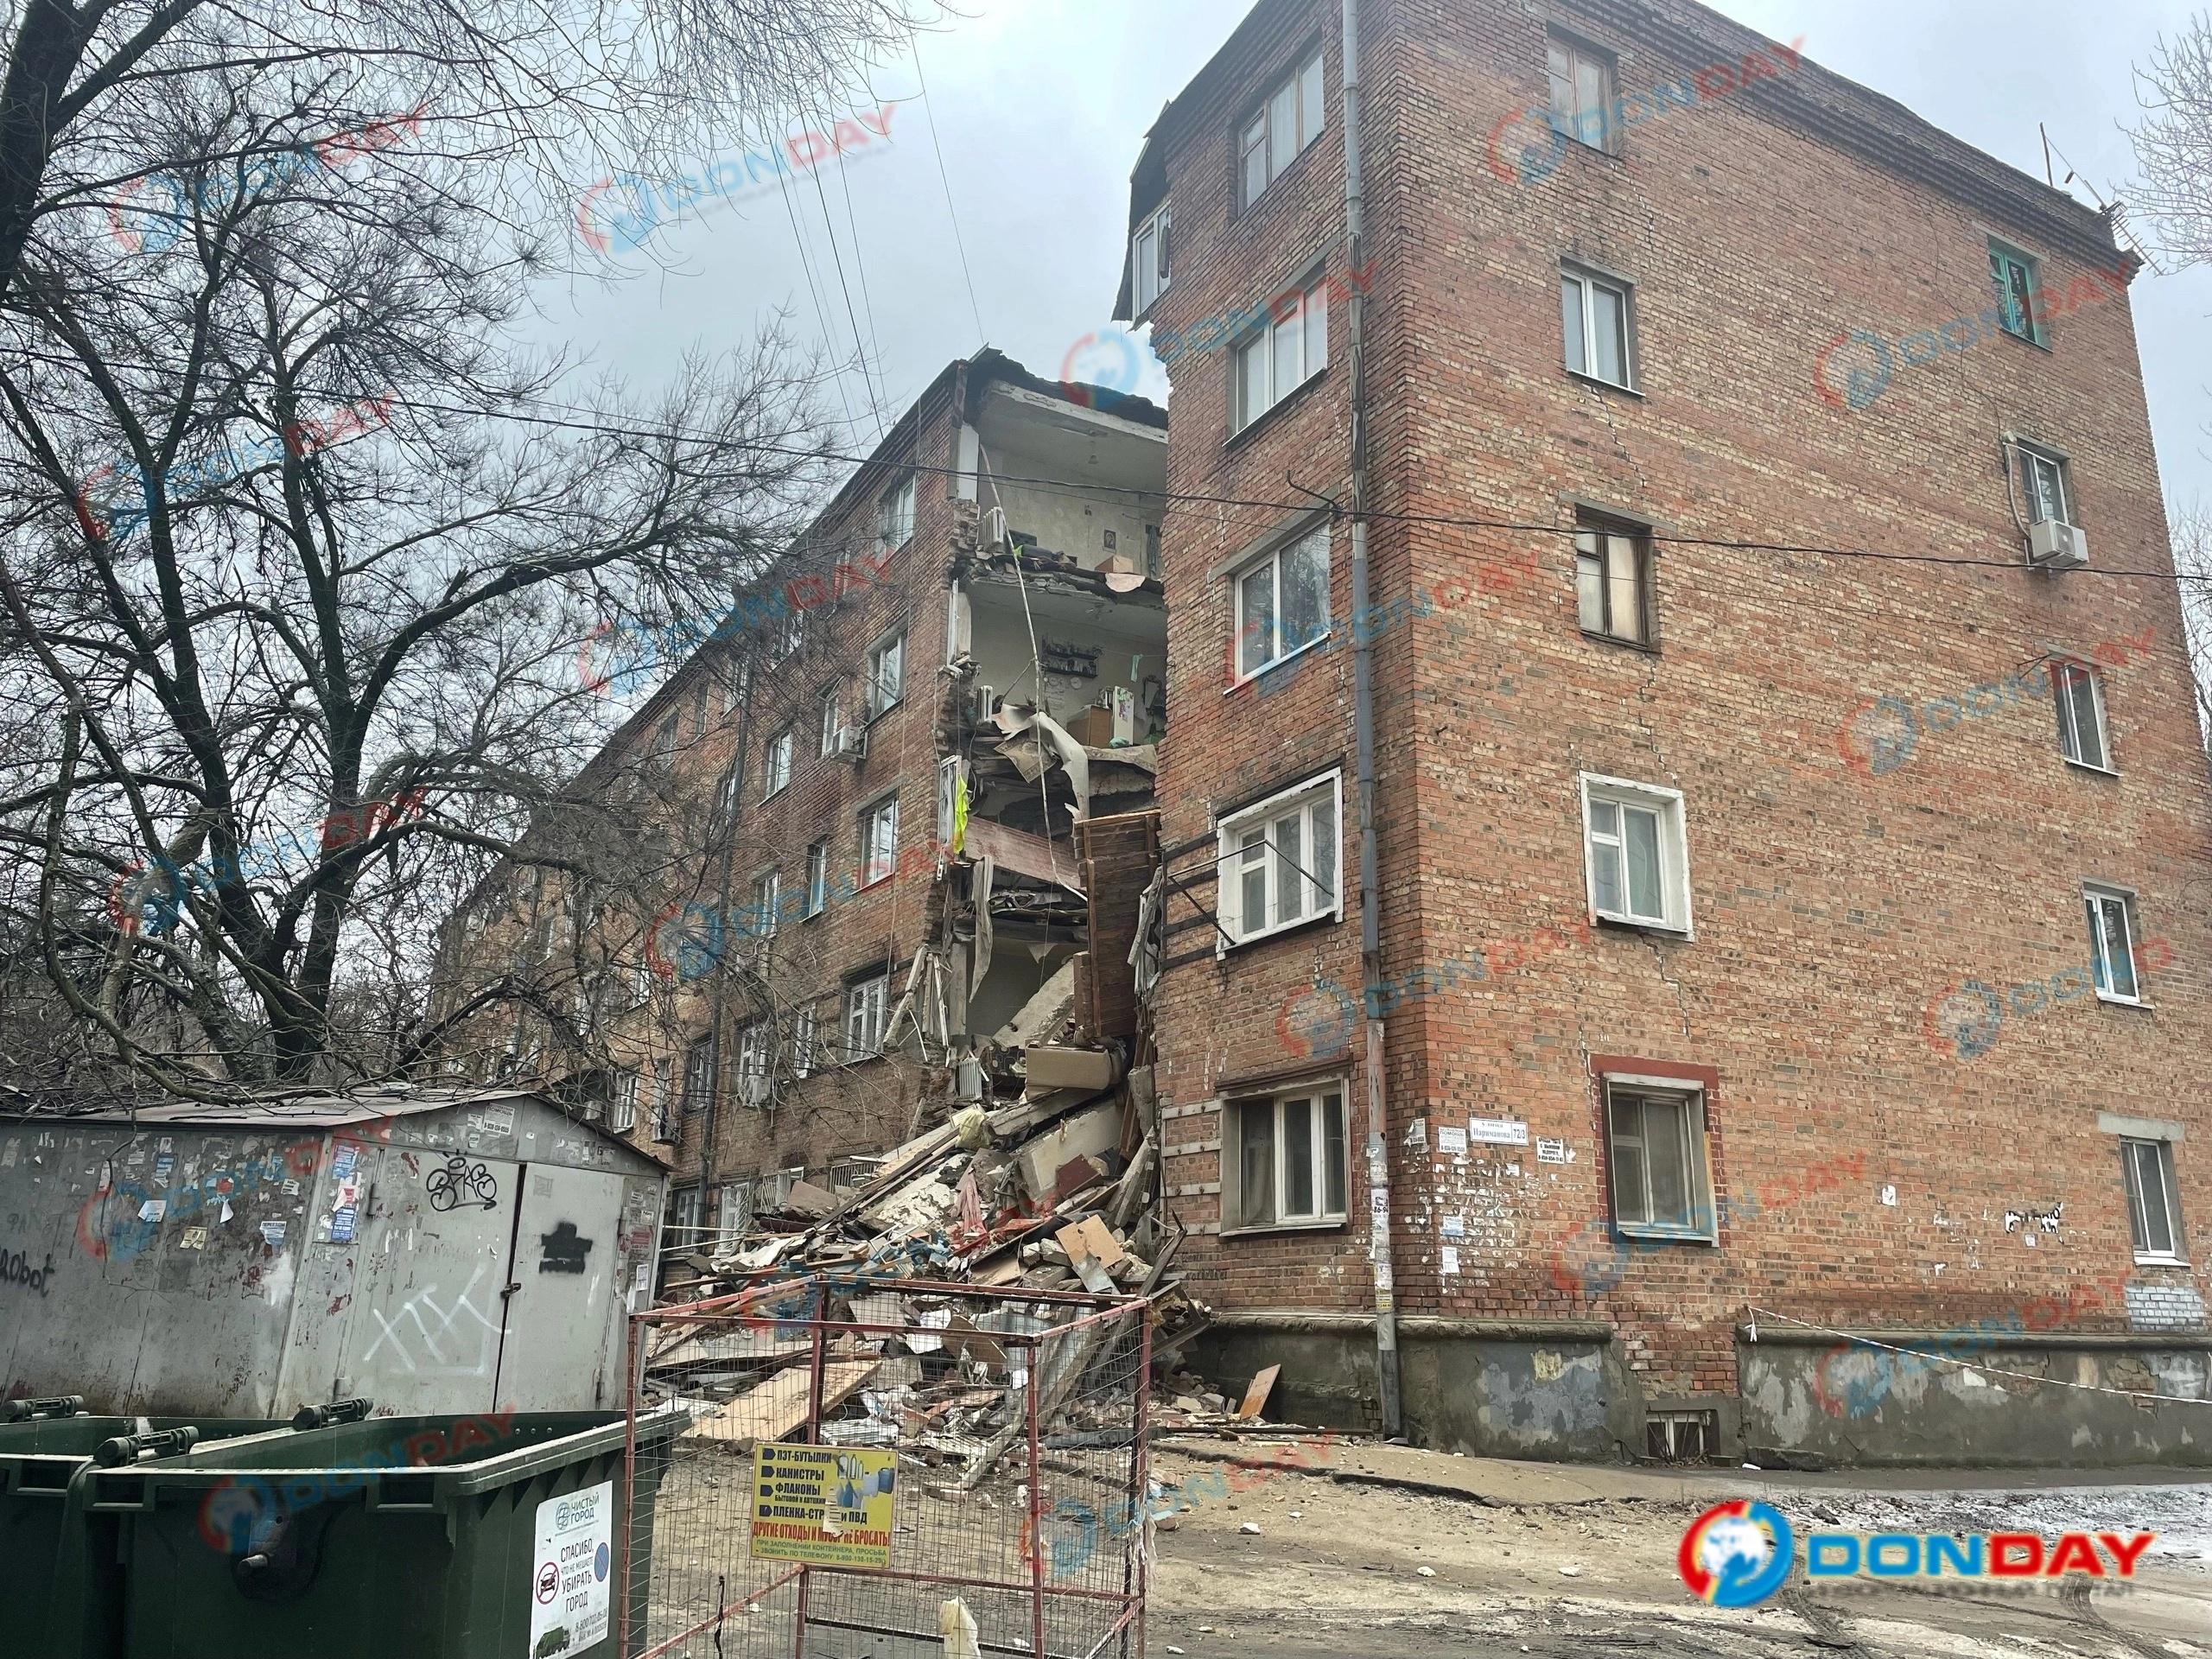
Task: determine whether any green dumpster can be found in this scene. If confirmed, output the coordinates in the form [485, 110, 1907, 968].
[66, 1408, 688, 1659]
[1, 1404, 294, 1659]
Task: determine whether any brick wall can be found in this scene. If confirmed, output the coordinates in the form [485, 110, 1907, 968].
[1145, 0, 2212, 1404]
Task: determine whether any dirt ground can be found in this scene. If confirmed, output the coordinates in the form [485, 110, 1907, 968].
[1146, 1447, 2212, 1659]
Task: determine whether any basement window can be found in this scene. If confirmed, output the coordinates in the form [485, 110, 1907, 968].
[1217, 770, 1342, 949]
[1604, 1080, 1714, 1240]
[2121, 1136, 2185, 1264]
[1225, 1085, 1348, 1232]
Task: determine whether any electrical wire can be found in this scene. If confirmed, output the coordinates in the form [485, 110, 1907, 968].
[22, 346, 2209, 588]
[911, 41, 986, 349]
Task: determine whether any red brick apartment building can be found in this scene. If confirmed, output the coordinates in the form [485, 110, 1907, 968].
[1118, 0, 2212, 1464]
[432, 353, 1166, 1280]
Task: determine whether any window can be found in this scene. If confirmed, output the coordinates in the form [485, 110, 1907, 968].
[652, 715, 678, 771]
[845, 972, 888, 1060]
[714, 1182, 753, 1252]
[1145, 522, 1161, 581]
[1133, 204, 1172, 315]
[665, 1184, 702, 1249]
[1574, 516, 1652, 645]
[1580, 775, 1692, 932]
[652, 1056, 677, 1141]
[735, 1022, 770, 1105]
[1605, 1082, 1713, 1238]
[2122, 1138, 2185, 1262]
[1231, 274, 1328, 431]
[819, 687, 842, 756]
[714, 759, 741, 825]
[1217, 771, 1341, 947]
[2085, 885, 2143, 1003]
[762, 729, 792, 799]
[792, 1006, 818, 1077]
[752, 869, 780, 940]
[861, 795, 899, 887]
[878, 476, 916, 556]
[721, 663, 741, 715]
[804, 840, 830, 918]
[1547, 33, 1617, 153]
[1239, 50, 1325, 210]
[609, 1069, 639, 1134]
[867, 632, 905, 718]
[830, 1155, 881, 1192]
[1228, 1087, 1348, 1230]
[682, 1035, 716, 1114]
[754, 1166, 805, 1213]
[1990, 240, 2043, 344]
[1233, 523, 1330, 678]
[2018, 442, 2071, 526]
[2053, 659, 2113, 772]
[1562, 264, 1635, 390]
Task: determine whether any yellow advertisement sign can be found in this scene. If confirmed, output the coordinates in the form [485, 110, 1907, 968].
[750, 1442, 898, 1569]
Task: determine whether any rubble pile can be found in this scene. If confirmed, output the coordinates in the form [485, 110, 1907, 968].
[639, 975, 1209, 1469]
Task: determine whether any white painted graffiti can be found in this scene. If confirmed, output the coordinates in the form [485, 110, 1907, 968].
[360, 1265, 503, 1376]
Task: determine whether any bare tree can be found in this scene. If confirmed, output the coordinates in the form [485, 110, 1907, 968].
[0, 57, 868, 1093]
[0, 0, 934, 304]
[2166, 499, 2212, 749]
[2130, 16, 2212, 265]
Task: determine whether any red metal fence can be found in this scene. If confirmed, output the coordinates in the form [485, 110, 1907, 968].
[620, 1275, 1149, 1659]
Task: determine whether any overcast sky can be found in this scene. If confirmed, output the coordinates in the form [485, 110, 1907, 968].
[541, 0, 2212, 514]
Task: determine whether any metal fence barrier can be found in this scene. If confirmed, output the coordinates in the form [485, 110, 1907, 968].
[621, 1275, 1149, 1659]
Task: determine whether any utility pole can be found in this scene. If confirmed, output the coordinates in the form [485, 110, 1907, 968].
[1339, 0, 1402, 1438]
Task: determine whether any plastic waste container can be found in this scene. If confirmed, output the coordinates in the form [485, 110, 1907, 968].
[60, 1407, 689, 1659]
[1, 1400, 293, 1659]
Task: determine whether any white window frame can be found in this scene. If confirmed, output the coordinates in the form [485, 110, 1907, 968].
[1224, 1084, 1350, 1235]
[714, 1181, 753, 1251]
[1602, 1077, 1716, 1242]
[2085, 883, 2145, 1005]
[819, 686, 842, 757]
[1237, 49, 1325, 212]
[2053, 658, 2113, 773]
[860, 794, 899, 888]
[2121, 1136, 2186, 1264]
[804, 840, 830, 918]
[878, 476, 916, 556]
[752, 869, 780, 941]
[1216, 769, 1343, 951]
[1230, 272, 1329, 433]
[1230, 522, 1331, 682]
[792, 1006, 819, 1077]
[2018, 441, 2072, 527]
[1547, 31, 1618, 154]
[652, 1056, 677, 1141]
[1133, 203, 1172, 316]
[762, 729, 792, 800]
[1561, 263, 1637, 391]
[867, 632, 905, 720]
[845, 972, 889, 1060]
[735, 1020, 770, 1098]
[609, 1069, 639, 1134]
[1580, 773, 1693, 935]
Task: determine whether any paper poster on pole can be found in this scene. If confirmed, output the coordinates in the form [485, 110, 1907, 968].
[751, 1442, 897, 1568]
[530, 1481, 613, 1655]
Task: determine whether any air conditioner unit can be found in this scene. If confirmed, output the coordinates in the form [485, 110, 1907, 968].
[2026, 518, 2088, 571]
[833, 725, 868, 762]
[975, 683, 996, 722]
[980, 505, 1008, 550]
[738, 1073, 772, 1108]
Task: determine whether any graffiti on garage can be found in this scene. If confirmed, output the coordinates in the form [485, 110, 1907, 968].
[425, 1152, 499, 1211]
[539, 1222, 594, 1274]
